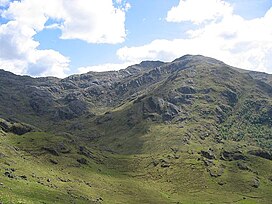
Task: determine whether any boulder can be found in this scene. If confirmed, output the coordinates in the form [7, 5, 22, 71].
[19, 175, 27, 180]
[0, 118, 33, 135]
[151, 159, 160, 167]
[4, 171, 14, 178]
[200, 150, 216, 160]
[248, 150, 272, 160]
[50, 159, 58, 164]
[208, 167, 224, 177]
[237, 162, 251, 171]
[0, 119, 9, 131]
[177, 86, 196, 94]
[42, 147, 60, 156]
[203, 159, 214, 167]
[0, 152, 5, 158]
[57, 143, 71, 154]
[77, 158, 88, 165]
[218, 181, 226, 186]
[161, 163, 170, 168]
[220, 150, 246, 161]
[252, 178, 260, 188]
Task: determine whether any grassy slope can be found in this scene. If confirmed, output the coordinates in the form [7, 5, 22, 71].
[1, 60, 272, 203]
[1, 128, 272, 204]
[0, 131, 173, 204]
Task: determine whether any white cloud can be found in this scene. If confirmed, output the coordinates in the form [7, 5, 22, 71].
[114, 0, 131, 11]
[0, 7, 69, 77]
[27, 50, 70, 77]
[0, 0, 9, 7]
[77, 61, 136, 73]
[117, 1, 272, 73]
[115, 0, 122, 4]
[0, 0, 128, 77]
[125, 3, 131, 11]
[60, 0, 127, 43]
[166, 0, 233, 24]
[2, 0, 127, 43]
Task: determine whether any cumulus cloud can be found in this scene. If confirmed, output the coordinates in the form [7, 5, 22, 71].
[166, 0, 233, 24]
[77, 61, 136, 73]
[60, 0, 127, 43]
[1, 0, 128, 43]
[0, 0, 9, 7]
[0, 0, 128, 77]
[114, 0, 131, 10]
[117, 1, 272, 73]
[0, 17, 70, 77]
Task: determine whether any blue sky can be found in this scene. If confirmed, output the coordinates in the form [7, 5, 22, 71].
[0, 0, 272, 77]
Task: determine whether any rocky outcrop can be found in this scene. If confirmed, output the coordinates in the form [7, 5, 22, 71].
[0, 118, 34, 135]
[177, 86, 196, 94]
[0, 55, 271, 153]
[221, 89, 238, 106]
[220, 150, 246, 161]
[200, 150, 216, 160]
[252, 178, 260, 188]
[41, 143, 70, 156]
[42, 147, 60, 156]
[77, 158, 88, 165]
[143, 96, 180, 121]
[78, 146, 96, 160]
[248, 150, 272, 160]
[237, 162, 251, 171]
[208, 166, 224, 177]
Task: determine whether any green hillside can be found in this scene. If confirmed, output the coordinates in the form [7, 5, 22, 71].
[0, 55, 272, 203]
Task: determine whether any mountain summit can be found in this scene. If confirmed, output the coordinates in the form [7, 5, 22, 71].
[0, 55, 272, 203]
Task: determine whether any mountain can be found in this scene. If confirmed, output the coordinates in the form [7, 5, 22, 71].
[0, 55, 272, 203]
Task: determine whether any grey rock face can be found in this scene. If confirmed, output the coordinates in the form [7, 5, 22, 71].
[143, 97, 180, 121]
[248, 150, 272, 160]
[220, 150, 246, 161]
[200, 150, 216, 160]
